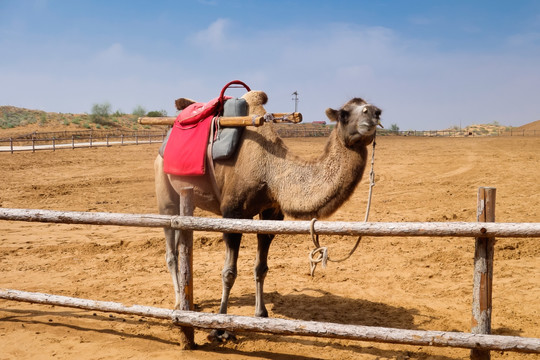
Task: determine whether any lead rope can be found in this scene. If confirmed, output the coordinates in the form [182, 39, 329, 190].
[309, 134, 377, 277]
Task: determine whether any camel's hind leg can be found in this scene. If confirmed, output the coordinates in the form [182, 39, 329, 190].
[254, 208, 284, 318]
[154, 156, 182, 309]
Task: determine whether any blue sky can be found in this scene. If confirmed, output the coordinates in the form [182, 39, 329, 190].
[1, 0, 539, 130]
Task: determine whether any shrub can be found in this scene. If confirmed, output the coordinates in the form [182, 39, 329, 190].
[390, 123, 400, 132]
[91, 102, 113, 126]
[146, 110, 167, 117]
[39, 113, 47, 125]
[132, 105, 146, 117]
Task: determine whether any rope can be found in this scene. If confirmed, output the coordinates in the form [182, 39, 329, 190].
[309, 134, 377, 277]
[263, 112, 297, 123]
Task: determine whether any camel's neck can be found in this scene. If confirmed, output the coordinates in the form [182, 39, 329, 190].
[268, 130, 369, 219]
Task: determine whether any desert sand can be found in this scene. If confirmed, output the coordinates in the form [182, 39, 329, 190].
[0, 134, 539, 359]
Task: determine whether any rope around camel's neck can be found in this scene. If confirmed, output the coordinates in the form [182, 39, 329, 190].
[309, 131, 377, 276]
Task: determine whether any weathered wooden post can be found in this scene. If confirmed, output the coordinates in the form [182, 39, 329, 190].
[178, 187, 195, 349]
[471, 187, 496, 360]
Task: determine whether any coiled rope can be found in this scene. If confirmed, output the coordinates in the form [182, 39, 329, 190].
[309, 134, 377, 277]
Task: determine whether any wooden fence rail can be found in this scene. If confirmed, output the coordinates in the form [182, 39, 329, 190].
[1, 289, 539, 354]
[1, 208, 539, 238]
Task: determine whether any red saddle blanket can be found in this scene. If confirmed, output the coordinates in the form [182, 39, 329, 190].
[163, 96, 228, 176]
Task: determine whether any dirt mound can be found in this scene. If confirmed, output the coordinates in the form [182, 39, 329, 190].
[0, 106, 150, 136]
[515, 119, 540, 131]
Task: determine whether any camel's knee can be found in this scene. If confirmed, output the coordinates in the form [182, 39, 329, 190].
[222, 268, 237, 288]
[254, 264, 268, 282]
[159, 202, 179, 216]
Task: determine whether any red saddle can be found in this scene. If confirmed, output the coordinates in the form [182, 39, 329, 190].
[163, 80, 251, 176]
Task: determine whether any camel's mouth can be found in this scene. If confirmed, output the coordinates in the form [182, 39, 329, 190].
[358, 118, 380, 134]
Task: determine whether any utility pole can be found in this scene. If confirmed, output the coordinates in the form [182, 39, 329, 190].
[291, 91, 299, 113]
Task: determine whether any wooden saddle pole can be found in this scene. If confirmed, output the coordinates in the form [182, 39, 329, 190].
[138, 112, 302, 127]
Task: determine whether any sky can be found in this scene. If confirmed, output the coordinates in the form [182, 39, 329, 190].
[1, 0, 539, 130]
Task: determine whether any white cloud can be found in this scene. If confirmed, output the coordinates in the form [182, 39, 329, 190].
[505, 32, 540, 48]
[191, 18, 232, 50]
[95, 43, 126, 63]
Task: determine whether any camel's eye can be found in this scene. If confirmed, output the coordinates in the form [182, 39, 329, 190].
[362, 107, 368, 114]
[339, 110, 349, 123]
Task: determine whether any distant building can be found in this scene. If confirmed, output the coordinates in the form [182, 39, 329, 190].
[312, 121, 326, 125]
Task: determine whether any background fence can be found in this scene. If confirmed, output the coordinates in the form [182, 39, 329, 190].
[1, 126, 538, 153]
[0, 130, 167, 153]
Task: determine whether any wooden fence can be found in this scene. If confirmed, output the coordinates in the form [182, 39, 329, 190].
[0, 131, 167, 153]
[0, 187, 539, 358]
[2, 127, 537, 153]
[378, 129, 539, 137]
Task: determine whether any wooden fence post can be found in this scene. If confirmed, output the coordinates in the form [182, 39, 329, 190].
[178, 187, 195, 349]
[471, 187, 496, 360]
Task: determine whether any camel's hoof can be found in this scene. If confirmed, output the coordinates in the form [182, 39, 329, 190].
[207, 329, 237, 343]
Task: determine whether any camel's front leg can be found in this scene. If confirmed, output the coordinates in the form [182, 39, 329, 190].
[218, 232, 241, 314]
[208, 232, 241, 342]
[254, 234, 272, 317]
[254, 208, 283, 317]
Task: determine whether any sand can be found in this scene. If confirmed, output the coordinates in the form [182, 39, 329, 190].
[0, 135, 539, 359]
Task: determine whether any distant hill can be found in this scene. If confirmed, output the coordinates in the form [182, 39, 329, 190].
[0, 106, 153, 137]
[515, 119, 540, 131]
[1, 105, 539, 138]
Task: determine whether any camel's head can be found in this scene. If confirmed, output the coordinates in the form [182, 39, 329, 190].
[325, 98, 382, 147]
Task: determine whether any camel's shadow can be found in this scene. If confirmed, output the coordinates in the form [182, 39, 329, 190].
[198, 288, 422, 330]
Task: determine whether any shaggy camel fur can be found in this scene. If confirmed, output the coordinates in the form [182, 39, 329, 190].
[154, 91, 382, 341]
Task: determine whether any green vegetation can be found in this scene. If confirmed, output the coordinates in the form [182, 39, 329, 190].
[0, 104, 154, 131]
[90, 102, 114, 126]
[146, 110, 167, 117]
[0, 109, 41, 128]
[132, 105, 146, 117]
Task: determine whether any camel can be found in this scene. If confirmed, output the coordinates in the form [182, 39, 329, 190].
[154, 90, 382, 341]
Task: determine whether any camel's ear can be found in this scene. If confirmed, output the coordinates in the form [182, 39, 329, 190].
[175, 98, 196, 111]
[325, 108, 339, 122]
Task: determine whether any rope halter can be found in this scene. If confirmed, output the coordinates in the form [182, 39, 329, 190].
[308, 131, 378, 277]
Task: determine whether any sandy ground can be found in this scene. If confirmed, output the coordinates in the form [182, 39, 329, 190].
[0, 135, 539, 360]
